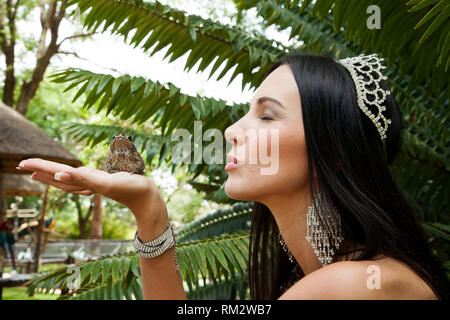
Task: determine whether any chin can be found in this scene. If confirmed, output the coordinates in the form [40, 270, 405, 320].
[224, 179, 258, 202]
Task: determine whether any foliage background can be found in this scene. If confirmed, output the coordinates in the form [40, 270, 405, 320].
[0, 0, 447, 299]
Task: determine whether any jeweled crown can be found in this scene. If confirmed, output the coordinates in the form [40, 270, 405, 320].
[339, 54, 392, 140]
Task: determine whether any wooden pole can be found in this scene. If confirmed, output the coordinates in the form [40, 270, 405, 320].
[90, 193, 103, 257]
[0, 174, 7, 277]
[0, 174, 6, 223]
[33, 185, 49, 273]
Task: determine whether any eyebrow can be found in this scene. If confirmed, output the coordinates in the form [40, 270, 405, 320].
[257, 96, 286, 109]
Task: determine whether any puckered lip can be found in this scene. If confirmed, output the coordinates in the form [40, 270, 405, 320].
[226, 153, 238, 164]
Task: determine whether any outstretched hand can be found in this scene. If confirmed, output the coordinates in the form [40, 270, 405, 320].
[17, 158, 159, 216]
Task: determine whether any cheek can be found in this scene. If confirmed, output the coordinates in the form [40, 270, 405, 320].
[267, 127, 309, 191]
[225, 125, 308, 200]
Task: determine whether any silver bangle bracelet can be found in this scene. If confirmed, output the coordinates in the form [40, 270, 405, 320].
[133, 224, 179, 271]
[133, 225, 172, 253]
[137, 236, 174, 258]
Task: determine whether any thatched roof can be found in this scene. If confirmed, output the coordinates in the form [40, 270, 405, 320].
[3, 173, 46, 197]
[0, 102, 82, 173]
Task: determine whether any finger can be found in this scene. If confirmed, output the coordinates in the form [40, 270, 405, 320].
[31, 170, 88, 188]
[54, 166, 111, 192]
[71, 190, 95, 196]
[31, 170, 76, 185]
[20, 158, 110, 192]
[31, 172, 87, 192]
[32, 172, 95, 195]
[18, 158, 75, 174]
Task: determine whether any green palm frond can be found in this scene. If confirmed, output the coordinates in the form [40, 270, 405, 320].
[63, 123, 171, 167]
[422, 222, 450, 241]
[202, 183, 235, 204]
[235, 0, 450, 210]
[233, 1, 448, 173]
[188, 181, 221, 193]
[69, 278, 143, 300]
[64, 123, 160, 150]
[67, 0, 293, 90]
[64, 123, 235, 203]
[384, 73, 449, 168]
[51, 69, 247, 131]
[51, 69, 248, 179]
[186, 274, 249, 300]
[400, 128, 449, 173]
[391, 152, 449, 221]
[27, 0, 448, 300]
[177, 232, 250, 294]
[187, 181, 234, 204]
[27, 232, 250, 300]
[57, 68, 448, 201]
[27, 254, 141, 299]
[233, 0, 357, 58]
[176, 201, 253, 242]
[386, 68, 450, 175]
[407, 0, 450, 58]
[60, 1, 448, 177]
[299, 0, 449, 92]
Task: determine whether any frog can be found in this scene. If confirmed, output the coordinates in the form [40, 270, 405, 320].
[103, 134, 145, 175]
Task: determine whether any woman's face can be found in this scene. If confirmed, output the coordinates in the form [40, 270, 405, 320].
[224, 64, 309, 203]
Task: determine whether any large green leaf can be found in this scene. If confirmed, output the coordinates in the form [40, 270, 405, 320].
[233, 0, 357, 58]
[52, 69, 249, 181]
[67, 0, 293, 90]
[176, 201, 253, 242]
[27, 229, 250, 300]
[308, 0, 449, 92]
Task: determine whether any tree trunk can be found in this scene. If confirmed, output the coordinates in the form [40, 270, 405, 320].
[15, 46, 59, 115]
[0, 0, 69, 116]
[90, 194, 103, 239]
[78, 219, 88, 239]
[89, 194, 103, 257]
[73, 194, 93, 239]
[2, 48, 16, 107]
[0, 0, 18, 107]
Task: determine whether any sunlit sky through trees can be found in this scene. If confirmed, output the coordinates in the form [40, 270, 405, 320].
[14, 0, 299, 107]
[7, 0, 299, 204]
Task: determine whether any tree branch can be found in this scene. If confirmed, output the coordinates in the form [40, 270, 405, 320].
[56, 50, 122, 73]
[57, 32, 98, 46]
[39, 0, 46, 28]
[6, 0, 18, 40]
[16, 0, 66, 115]
[37, 0, 49, 59]
[11, 0, 19, 21]
[56, 0, 68, 21]
[56, 50, 83, 59]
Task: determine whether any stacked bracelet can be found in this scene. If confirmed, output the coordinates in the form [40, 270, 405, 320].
[133, 223, 180, 271]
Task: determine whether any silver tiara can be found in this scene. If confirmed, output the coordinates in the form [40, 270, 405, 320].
[339, 54, 392, 140]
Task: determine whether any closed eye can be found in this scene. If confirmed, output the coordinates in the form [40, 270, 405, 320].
[259, 115, 273, 121]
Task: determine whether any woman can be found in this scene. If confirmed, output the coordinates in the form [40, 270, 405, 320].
[17, 53, 449, 300]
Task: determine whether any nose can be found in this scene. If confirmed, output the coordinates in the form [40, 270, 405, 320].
[224, 126, 234, 144]
[225, 126, 244, 146]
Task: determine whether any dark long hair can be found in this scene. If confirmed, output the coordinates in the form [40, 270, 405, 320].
[248, 53, 450, 300]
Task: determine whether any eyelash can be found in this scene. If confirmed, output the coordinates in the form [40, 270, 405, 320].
[259, 115, 273, 121]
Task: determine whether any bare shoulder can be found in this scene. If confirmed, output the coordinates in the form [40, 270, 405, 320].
[278, 257, 438, 300]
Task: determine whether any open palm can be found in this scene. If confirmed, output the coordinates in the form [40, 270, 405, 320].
[17, 158, 157, 213]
